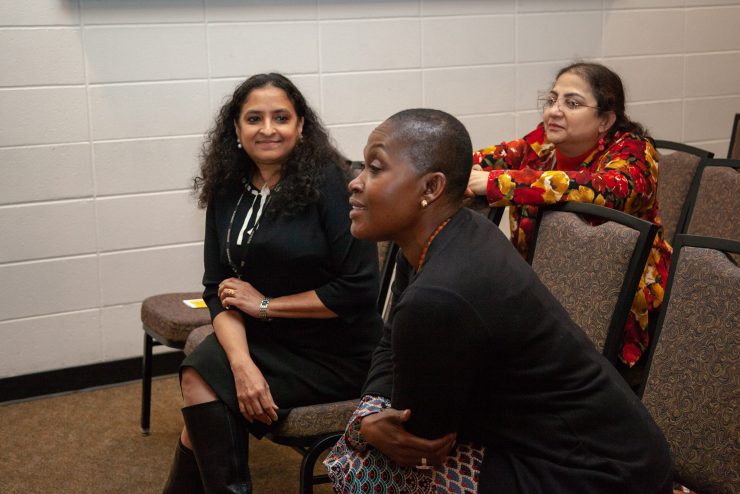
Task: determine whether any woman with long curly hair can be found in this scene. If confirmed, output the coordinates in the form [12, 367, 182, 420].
[162, 73, 382, 493]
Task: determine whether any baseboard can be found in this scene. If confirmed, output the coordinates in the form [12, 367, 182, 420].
[0, 352, 184, 404]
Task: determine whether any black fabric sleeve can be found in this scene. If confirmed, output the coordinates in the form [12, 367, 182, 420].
[361, 254, 411, 398]
[313, 165, 380, 321]
[202, 199, 232, 322]
[390, 286, 485, 439]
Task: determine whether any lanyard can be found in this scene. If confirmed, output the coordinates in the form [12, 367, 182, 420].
[225, 183, 271, 278]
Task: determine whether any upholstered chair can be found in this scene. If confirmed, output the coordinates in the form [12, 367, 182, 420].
[180, 240, 396, 493]
[528, 202, 657, 367]
[653, 140, 713, 245]
[729, 113, 740, 159]
[681, 159, 740, 262]
[640, 235, 740, 493]
[140, 292, 211, 435]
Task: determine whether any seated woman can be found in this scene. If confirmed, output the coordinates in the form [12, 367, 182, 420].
[467, 62, 670, 369]
[325, 108, 672, 493]
[162, 73, 382, 493]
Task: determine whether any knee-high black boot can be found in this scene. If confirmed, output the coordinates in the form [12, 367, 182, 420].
[182, 401, 251, 494]
[162, 439, 205, 494]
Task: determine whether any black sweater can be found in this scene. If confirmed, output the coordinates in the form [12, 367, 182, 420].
[363, 208, 672, 493]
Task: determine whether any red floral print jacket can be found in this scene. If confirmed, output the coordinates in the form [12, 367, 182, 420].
[473, 123, 671, 366]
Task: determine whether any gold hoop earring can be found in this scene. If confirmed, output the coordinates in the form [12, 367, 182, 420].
[421, 199, 428, 208]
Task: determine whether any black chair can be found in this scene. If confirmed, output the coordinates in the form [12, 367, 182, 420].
[653, 139, 713, 245]
[639, 234, 740, 491]
[527, 202, 658, 367]
[729, 113, 740, 159]
[140, 292, 211, 435]
[679, 158, 740, 245]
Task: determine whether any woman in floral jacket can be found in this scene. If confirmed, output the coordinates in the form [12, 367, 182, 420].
[467, 62, 671, 368]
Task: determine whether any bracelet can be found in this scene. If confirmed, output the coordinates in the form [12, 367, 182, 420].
[259, 297, 272, 322]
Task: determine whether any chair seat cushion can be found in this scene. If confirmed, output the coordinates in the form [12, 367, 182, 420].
[184, 324, 215, 356]
[269, 399, 358, 439]
[141, 292, 211, 345]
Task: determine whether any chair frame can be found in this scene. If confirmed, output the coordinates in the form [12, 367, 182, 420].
[527, 202, 658, 366]
[487, 206, 505, 225]
[678, 158, 740, 236]
[728, 113, 740, 159]
[141, 325, 186, 435]
[653, 139, 714, 160]
[652, 140, 714, 246]
[636, 233, 740, 399]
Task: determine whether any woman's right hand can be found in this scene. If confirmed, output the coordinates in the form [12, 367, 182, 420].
[359, 408, 457, 467]
[230, 357, 279, 425]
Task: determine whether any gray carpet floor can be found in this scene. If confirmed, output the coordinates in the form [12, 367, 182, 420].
[0, 375, 333, 493]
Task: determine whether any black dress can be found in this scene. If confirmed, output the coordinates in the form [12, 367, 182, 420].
[183, 164, 382, 437]
[362, 208, 672, 493]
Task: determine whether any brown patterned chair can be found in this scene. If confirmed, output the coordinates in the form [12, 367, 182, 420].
[140, 292, 211, 435]
[729, 113, 740, 159]
[181, 240, 397, 494]
[681, 159, 740, 264]
[639, 234, 740, 493]
[527, 202, 658, 367]
[653, 140, 713, 245]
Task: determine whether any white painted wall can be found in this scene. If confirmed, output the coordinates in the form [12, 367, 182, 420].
[1, 0, 739, 378]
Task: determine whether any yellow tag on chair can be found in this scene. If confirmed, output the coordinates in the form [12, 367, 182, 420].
[182, 299, 207, 309]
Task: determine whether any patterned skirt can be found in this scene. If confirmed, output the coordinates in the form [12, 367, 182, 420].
[324, 396, 485, 494]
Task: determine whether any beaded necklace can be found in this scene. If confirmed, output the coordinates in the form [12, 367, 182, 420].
[416, 217, 451, 272]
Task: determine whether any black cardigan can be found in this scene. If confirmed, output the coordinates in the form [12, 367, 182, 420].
[363, 208, 672, 493]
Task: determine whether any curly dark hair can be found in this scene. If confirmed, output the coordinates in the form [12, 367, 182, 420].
[556, 62, 651, 140]
[194, 73, 346, 214]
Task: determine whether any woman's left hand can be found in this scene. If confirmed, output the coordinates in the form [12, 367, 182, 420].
[219, 278, 264, 318]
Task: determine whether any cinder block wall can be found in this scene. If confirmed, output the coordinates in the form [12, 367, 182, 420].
[1, 0, 739, 378]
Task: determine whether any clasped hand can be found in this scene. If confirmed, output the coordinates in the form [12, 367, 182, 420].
[359, 408, 457, 467]
[219, 277, 264, 318]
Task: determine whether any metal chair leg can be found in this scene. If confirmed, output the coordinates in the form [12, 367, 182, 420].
[141, 332, 154, 435]
[299, 434, 341, 494]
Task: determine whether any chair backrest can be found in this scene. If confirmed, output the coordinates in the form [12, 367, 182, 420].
[682, 158, 740, 247]
[466, 195, 505, 226]
[639, 235, 740, 493]
[377, 241, 398, 317]
[729, 113, 740, 159]
[528, 202, 658, 365]
[653, 139, 714, 245]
